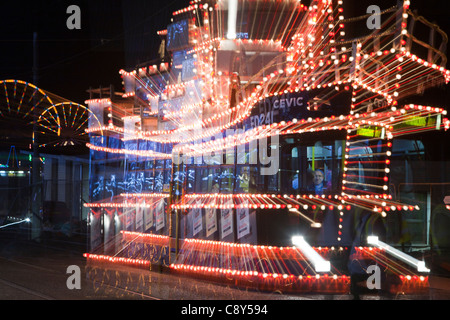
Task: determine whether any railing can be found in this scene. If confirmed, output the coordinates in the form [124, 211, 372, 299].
[405, 9, 448, 67]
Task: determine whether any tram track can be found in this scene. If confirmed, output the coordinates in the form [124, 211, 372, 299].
[0, 255, 61, 273]
[90, 280, 161, 300]
[0, 243, 162, 300]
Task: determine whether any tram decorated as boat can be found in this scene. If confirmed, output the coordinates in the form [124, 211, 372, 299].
[84, 0, 450, 295]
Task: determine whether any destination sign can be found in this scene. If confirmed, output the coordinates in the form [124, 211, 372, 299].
[245, 89, 351, 130]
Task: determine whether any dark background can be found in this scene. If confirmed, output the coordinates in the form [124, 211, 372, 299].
[0, 0, 449, 105]
[0, 0, 187, 104]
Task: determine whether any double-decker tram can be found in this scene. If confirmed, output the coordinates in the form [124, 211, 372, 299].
[84, 0, 450, 296]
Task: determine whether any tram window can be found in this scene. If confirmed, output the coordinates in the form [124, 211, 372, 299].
[163, 170, 171, 192]
[252, 166, 267, 192]
[280, 146, 299, 194]
[164, 143, 173, 155]
[211, 168, 221, 193]
[200, 168, 221, 193]
[192, 168, 202, 192]
[248, 166, 259, 192]
[145, 160, 154, 170]
[108, 136, 121, 149]
[199, 168, 208, 192]
[154, 171, 164, 192]
[392, 139, 424, 157]
[236, 166, 250, 192]
[198, 167, 218, 193]
[346, 141, 373, 188]
[172, 175, 185, 197]
[267, 171, 279, 192]
[291, 147, 300, 191]
[145, 171, 154, 192]
[155, 160, 164, 169]
[280, 136, 344, 195]
[128, 161, 141, 171]
[390, 139, 425, 189]
[186, 168, 195, 193]
[305, 142, 334, 194]
[220, 168, 235, 193]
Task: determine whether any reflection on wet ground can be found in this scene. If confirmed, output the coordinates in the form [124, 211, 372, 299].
[85, 260, 449, 300]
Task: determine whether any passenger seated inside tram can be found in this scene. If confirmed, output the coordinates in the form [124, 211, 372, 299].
[307, 169, 330, 195]
[291, 173, 299, 191]
[238, 167, 250, 191]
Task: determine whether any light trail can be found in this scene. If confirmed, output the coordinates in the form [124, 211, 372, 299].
[367, 236, 430, 273]
[292, 236, 330, 273]
[0, 218, 30, 230]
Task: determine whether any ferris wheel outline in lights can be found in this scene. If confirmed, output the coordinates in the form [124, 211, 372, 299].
[37, 102, 103, 148]
[1, 79, 103, 149]
[0, 79, 53, 120]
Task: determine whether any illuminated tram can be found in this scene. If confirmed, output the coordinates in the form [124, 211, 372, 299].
[84, 0, 450, 295]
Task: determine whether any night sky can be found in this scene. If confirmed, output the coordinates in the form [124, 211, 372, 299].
[0, 0, 187, 104]
[0, 0, 450, 105]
